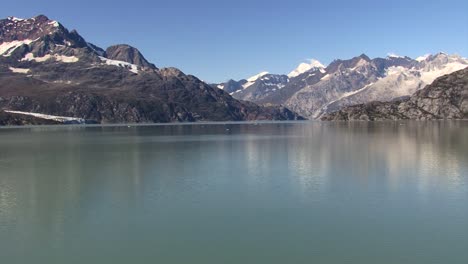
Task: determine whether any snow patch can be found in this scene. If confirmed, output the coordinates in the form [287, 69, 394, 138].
[56, 55, 79, 63]
[419, 62, 468, 84]
[21, 53, 79, 63]
[0, 39, 35, 57]
[8, 67, 30, 74]
[99, 57, 139, 74]
[4, 110, 86, 124]
[21, 53, 36, 61]
[7, 16, 24, 22]
[48, 21, 60, 27]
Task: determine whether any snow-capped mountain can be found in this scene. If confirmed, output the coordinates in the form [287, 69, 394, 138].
[322, 67, 468, 121]
[214, 79, 247, 94]
[242, 71, 270, 89]
[215, 52, 467, 119]
[212, 71, 270, 95]
[287, 54, 385, 118]
[232, 73, 290, 102]
[309, 53, 468, 118]
[213, 60, 326, 100]
[288, 59, 325, 78]
[0, 15, 302, 124]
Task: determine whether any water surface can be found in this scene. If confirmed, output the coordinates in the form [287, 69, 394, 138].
[0, 121, 467, 263]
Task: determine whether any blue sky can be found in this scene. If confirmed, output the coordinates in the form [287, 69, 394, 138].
[2, 0, 467, 82]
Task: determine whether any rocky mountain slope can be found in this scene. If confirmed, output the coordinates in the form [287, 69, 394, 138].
[321, 68, 468, 121]
[214, 53, 468, 119]
[0, 15, 302, 125]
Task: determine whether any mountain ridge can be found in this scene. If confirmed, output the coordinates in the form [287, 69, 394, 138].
[213, 52, 468, 119]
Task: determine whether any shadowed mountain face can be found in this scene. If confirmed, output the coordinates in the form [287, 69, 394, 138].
[0, 15, 302, 124]
[321, 67, 468, 121]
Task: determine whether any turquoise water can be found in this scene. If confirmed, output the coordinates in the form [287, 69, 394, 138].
[0, 121, 467, 263]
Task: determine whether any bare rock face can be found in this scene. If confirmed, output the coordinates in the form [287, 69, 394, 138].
[105, 44, 157, 69]
[321, 68, 468, 121]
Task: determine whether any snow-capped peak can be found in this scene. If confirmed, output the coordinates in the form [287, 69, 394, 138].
[240, 71, 270, 90]
[247, 71, 269, 82]
[415, 54, 430, 62]
[288, 59, 325, 78]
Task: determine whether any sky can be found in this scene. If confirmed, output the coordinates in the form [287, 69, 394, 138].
[1, 0, 467, 82]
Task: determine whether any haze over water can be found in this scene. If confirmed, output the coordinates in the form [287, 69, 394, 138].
[0, 121, 467, 263]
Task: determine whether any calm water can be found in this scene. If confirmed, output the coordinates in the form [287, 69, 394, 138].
[0, 121, 467, 263]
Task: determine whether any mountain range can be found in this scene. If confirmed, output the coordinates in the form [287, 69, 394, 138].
[321, 67, 468, 120]
[0, 15, 302, 125]
[214, 53, 468, 119]
[1, 15, 466, 125]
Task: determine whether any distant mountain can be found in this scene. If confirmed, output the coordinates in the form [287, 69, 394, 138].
[212, 59, 326, 103]
[214, 79, 247, 94]
[214, 52, 468, 119]
[0, 15, 302, 124]
[318, 53, 467, 117]
[232, 73, 290, 103]
[321, 67, 468, 120]
[287, 59, 325, 78]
